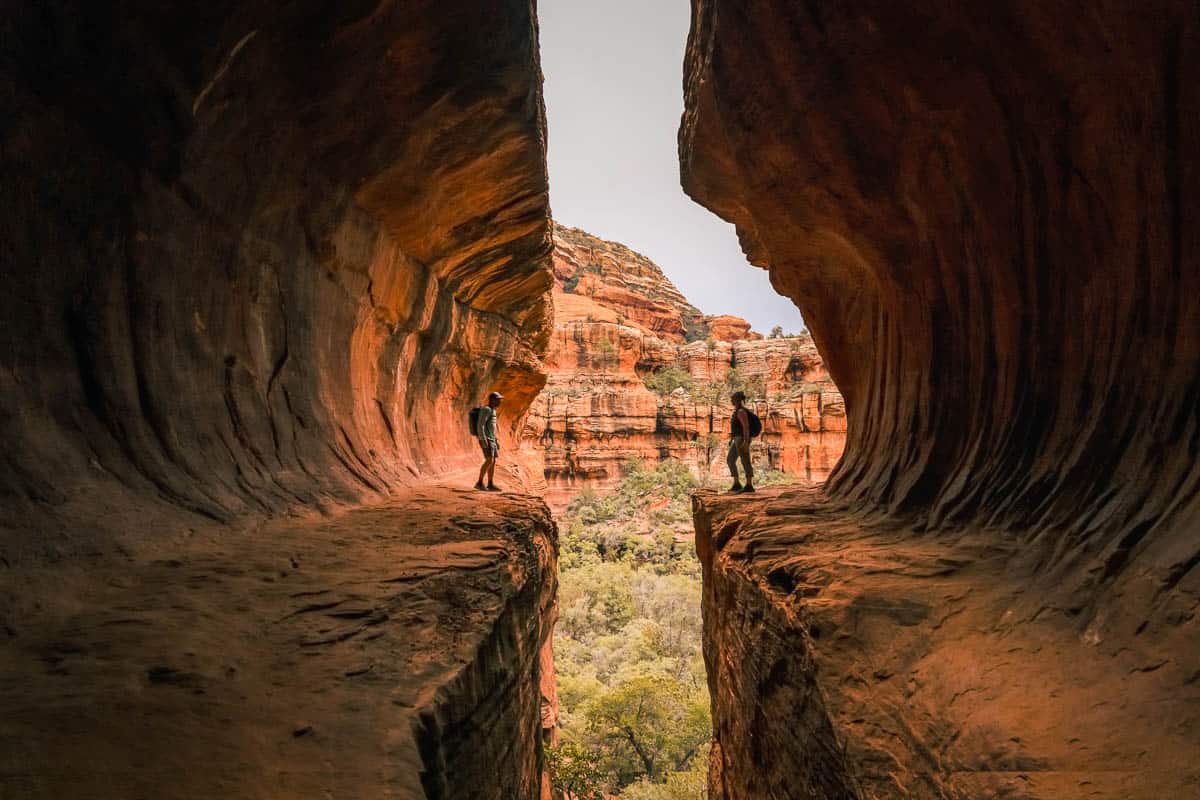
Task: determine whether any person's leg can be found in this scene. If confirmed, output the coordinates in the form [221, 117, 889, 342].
[727, 438, 743, 491]
[476, 456, 488, 488]
[740, 443, 755, 490]
[487, 443, 499, 488]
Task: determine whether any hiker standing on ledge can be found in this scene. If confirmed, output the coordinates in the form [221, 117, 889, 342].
[728, 390, 755, 494]
[475, 391, 503, 492]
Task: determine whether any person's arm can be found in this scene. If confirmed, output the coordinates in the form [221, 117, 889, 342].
[737, 408, 751, 451]
[478, 408, 493, 445]
[487, 408, 499, 443]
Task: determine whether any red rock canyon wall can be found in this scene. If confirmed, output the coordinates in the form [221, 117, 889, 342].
[681, 0, 1199, 607]
[682, 2, 1199, 797]
[526, 225, 845, 507]
[1, 4, 556, 797]
[1, 1, 552, 530]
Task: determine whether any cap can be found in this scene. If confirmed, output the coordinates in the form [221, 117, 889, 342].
[488, 391, 504, 401]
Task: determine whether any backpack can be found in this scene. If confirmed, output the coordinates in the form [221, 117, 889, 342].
[468, 406, 482, 436]
[745, 409, 763, 438]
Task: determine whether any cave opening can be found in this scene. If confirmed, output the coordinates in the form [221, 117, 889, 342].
[531, 3, 850, 797]
[2, 1, 1198, 799]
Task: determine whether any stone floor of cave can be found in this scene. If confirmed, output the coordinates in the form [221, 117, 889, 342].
[693, 485, 1199, 800]
[0, 482, 554, 799]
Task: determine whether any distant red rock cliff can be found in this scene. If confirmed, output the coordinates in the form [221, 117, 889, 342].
[525, 224, 844, 507]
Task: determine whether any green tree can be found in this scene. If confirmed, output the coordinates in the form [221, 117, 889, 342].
[595, 335, 618, 370]
[681, 313, 710, 343]
[691, 380, 726, 407]
[546, 741, 607, 800]
[724, 367, 764, 400]
[585, 675, 711, 785]
[569, 487, 617, 524]
[558, 562, 636, 639]
[620, 746, 710, 800]
[560, 518, 602, 570]
[768, 325, 784, 339]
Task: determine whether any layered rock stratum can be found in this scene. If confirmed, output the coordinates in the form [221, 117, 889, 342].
[1, 4, 557, 797]
[681, 2, 1199, 798]
[526, 224, 845, 508]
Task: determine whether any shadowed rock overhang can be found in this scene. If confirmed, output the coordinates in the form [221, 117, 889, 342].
[680, 0, 1199, 609]
[681, 3, 1199, 798]
[1, 4, 558, 799]
[1, 1, 553, 531]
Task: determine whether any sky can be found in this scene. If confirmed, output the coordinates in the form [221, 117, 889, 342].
[538, 0, 806, 335]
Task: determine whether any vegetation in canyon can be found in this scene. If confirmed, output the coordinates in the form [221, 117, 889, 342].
[548, 460, 710, 798]
[549, 459, 790, 798]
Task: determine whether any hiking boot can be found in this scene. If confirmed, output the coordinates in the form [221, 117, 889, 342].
[728, 483, 743, 494]
[486, 485, 502, 492]
[742, 484, 756, 494]
[474, 482, 487, 491]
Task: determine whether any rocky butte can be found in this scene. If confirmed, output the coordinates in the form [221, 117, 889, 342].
[682, 1, 1199, 798]
[527, 223, 845, 508]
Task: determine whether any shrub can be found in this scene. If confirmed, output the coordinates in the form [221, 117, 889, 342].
[644, 366, 693, 396]
[681, 313, 709, 343]
[546, 741, 606, 800]
[595, 335, 618, 368]
[725, 367, 765, 400]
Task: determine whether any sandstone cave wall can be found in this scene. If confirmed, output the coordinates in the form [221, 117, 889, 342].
[0, 1, 552, 534]
[680, 0, 1199, 605]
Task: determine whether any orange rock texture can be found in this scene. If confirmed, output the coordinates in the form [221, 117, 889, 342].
[695, 488, 1198, 799]
[1, 4, 556, 797]
[3, 489, 557, 799]
[2, 2, 551, 523]
[526, 225, 845, 508]
[681, 2, 1199, 797]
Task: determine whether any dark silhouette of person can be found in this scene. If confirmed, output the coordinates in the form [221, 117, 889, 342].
[727, 391, 754, 493]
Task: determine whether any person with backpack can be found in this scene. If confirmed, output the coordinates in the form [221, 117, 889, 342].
[471, 391, 503, 491]
[727, 390, 760, 493]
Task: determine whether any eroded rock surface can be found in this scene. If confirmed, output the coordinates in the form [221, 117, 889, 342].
[681, 2, 1199, 797]
[695, 489, 1199, 800]
[1, 4, 556, 797]
[1, 1, 551, 531]
[527, 225, 844, 507]
[680, 0, 1199, 610]
[0, 489, 557, 800]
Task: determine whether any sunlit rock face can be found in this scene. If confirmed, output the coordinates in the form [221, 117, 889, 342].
[552, 223, 702, 341]
[705, 314, 760, 343]
[1, 1, 552, 528]
[527, 225, 845, 508]
[682, 2, 1199, 797]
[1, 3, 556, 797]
